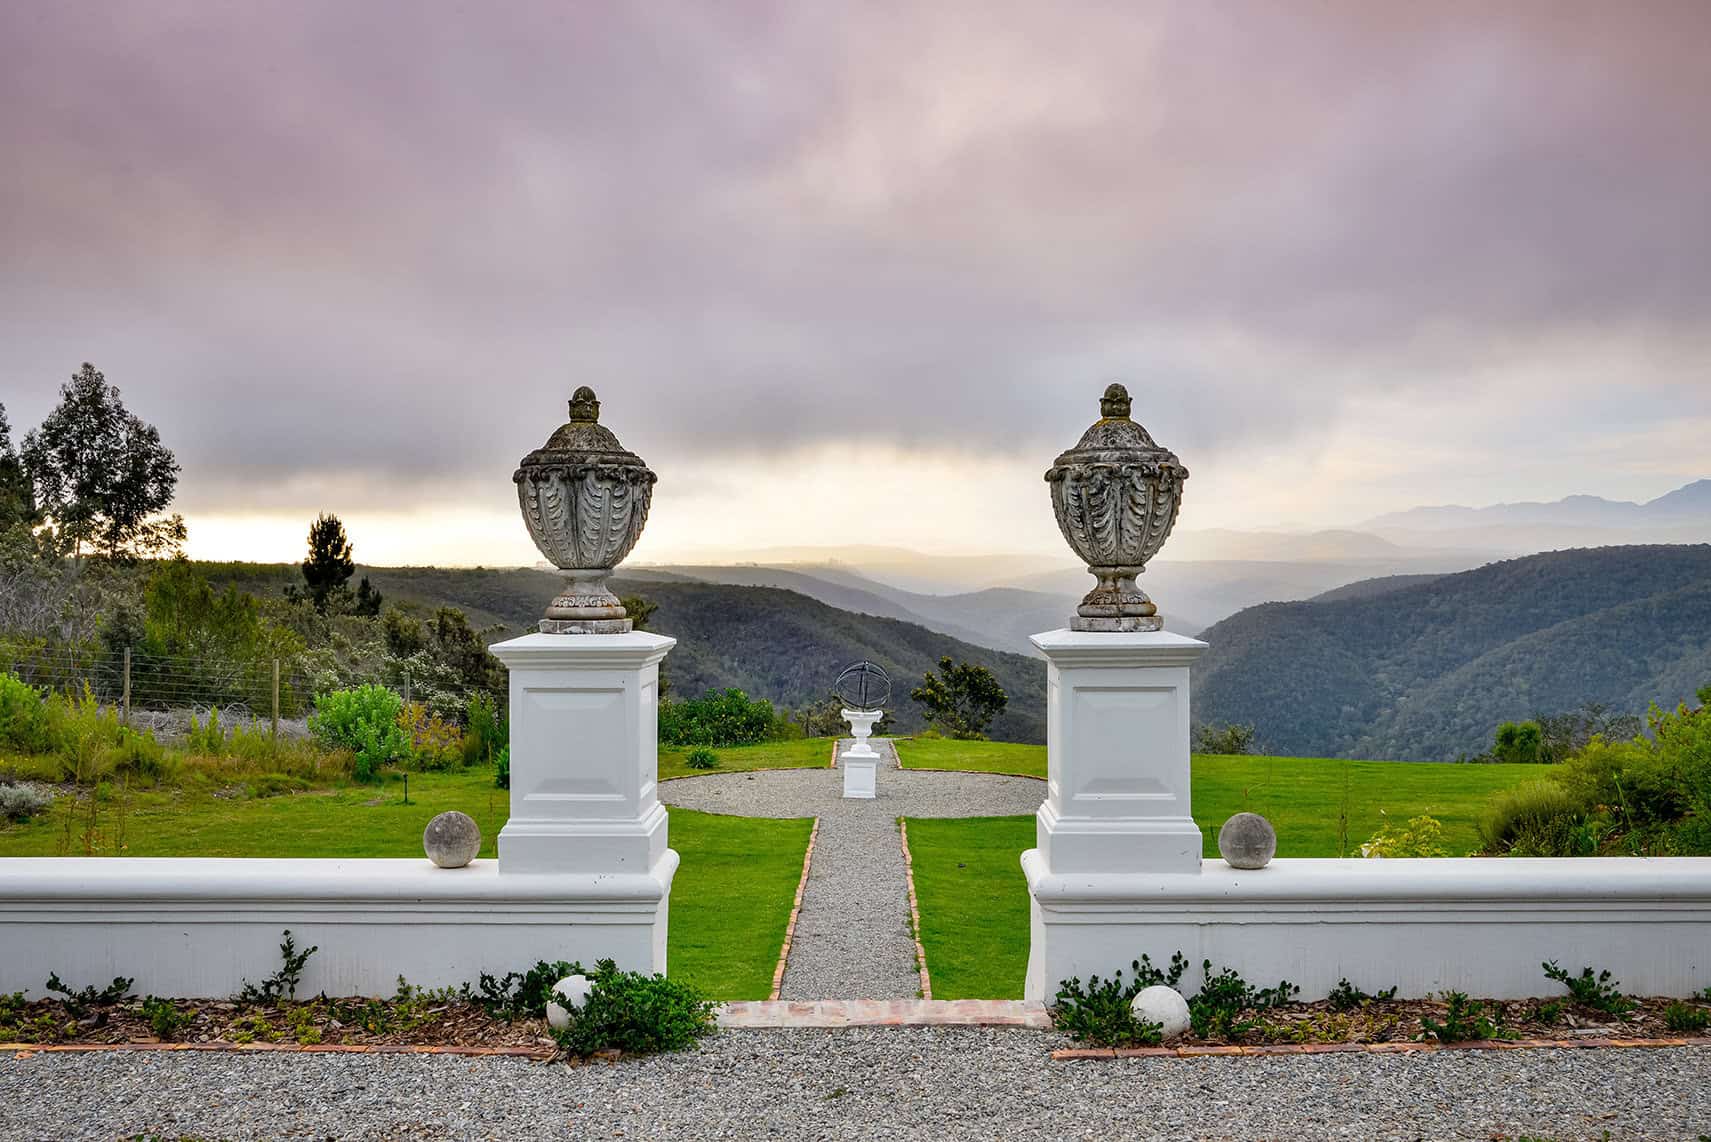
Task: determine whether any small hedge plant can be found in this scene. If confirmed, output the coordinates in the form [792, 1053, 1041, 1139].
[551, 959, 716, 1057]
[659, 688, 780, 747]
[1052, 952, 1299, 1046]
[684, 747, 719, 770]
[309, 684, 410, 781]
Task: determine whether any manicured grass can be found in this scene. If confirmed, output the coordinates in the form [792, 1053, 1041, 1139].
[658, 737, 834, 782]
[906, 816, 1033, 1001]
[895, 737, 1044, 776]
[905, 750, 1548, 999]
[0, 770, 812, 1002]
[668, 810, 813, 1000]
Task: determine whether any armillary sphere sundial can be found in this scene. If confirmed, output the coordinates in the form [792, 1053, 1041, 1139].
[832, 660, 892, 713]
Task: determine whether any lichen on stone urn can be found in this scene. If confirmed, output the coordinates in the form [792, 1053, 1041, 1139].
[514, 386, 658, 634]
[1045, 383, 1188, 632]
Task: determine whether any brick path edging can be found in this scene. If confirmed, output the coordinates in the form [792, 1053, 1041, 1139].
[897, 819, 933, 1000]
[1051, 1035, 1711, 1060]
[0, 1042, 557, 1060]
[767, 816, 821, 1001]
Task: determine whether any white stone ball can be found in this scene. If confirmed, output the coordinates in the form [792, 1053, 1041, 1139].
[423, 811, 481, 869]
[545, 974, 593, 1031]
[1218, 811, 1277, 870]
[1131, 985, 1191, 1042]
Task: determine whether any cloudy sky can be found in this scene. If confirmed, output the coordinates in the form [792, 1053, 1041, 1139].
[2, 1, 1708, 566]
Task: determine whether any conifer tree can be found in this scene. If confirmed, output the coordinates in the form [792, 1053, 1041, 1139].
[300, 512, 355, 613]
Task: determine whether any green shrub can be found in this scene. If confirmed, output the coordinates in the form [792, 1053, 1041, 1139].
[1492, 720, 1544, 764]
[463, 692, 508, 767]
[493, 744, 510, 790]
[659, 689, 780, 747]
[1421, 992, 1513, 1042]
[469, 959, 578, 1021]
[550, 959, 716, 1057]
[1479, 780, 1585, 855]
[0, 671, 54, 754]
[141, 996, 195, 1040]
[309, 685, 409, 781]
[1326, 978, 1398, 1011]
[1360, 813, 1451, 858]
[0, 781, 53, 821]
[1189, 962, 1298, 1040]
[684, 747, 719, 770]
[185, 709, 228, 755]
[1541, 961, 1634, 1016]
[237, 930, 317, 1004]
[1664, 1002, 1710, 1033]
[1193, 723, 1256, 755]
[397, 700, 463, 771]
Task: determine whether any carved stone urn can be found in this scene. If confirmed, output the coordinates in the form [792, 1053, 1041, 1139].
[1045, 383, 1188, 632]
[515, 386, 657, 633]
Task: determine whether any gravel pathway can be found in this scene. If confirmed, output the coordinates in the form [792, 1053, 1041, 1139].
[661, 766, 1043, 1001]
[6, 1031, 1709, 1140]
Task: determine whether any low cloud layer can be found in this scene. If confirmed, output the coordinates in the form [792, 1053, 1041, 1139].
[2, 2, 1707, 557]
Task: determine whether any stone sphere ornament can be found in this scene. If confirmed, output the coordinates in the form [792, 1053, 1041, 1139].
[1046, 383, 1188, 632]
[515, 386, 658, 634]
[1218, 811, 1277, 870]
[1131, 985, 1192, 1042]
[545, 974, 593, 1031]
[423, 811, 481, 869]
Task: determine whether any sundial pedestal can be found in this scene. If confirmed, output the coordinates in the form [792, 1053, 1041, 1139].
[840, 708, 883, 799]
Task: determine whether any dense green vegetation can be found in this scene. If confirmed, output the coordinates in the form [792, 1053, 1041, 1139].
[1479, 689, 1711, 857]
[1195, 546, 1711, 760]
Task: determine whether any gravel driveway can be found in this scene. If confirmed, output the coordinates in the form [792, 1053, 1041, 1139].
[661, 763, 1043, 1001]
[5, 1030, 1709, 1140]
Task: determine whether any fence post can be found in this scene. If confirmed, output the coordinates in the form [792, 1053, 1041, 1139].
[121, 647, 131, 725]
[271, 659, 280, 740]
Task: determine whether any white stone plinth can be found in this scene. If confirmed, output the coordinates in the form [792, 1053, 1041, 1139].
[489, 631, 678, 972]
[1028, 629, 1207, 877]
[841, 755, 878, 799]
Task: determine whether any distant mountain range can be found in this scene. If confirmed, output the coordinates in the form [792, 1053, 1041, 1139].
[1193, 545, 1711, 761]
[1361, 479, 1711, 554]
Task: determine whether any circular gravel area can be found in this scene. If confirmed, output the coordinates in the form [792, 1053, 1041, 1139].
[5, 1031, 1708, 1140]
[662, 763, 1043, 1001]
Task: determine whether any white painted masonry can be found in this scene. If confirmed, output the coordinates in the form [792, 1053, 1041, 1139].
[1021, 627, 1711, 1002]
[0, 630, 680, 997]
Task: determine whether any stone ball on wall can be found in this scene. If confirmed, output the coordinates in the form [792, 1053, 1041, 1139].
[546, 974, 593, 1031]
[1131, 985, 1191, 1041]
[423, 811, 481, 869]
[1218, 811, 1277, 870]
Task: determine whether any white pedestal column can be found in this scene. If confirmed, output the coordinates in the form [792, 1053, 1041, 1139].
[1023, 628, 1208, 1000]
[840, 708, 882, 799]
[489, 632, 678, 973]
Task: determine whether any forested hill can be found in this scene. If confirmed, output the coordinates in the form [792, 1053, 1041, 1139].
[199, 563, 1048, 742]
[1193, 545, 1711, 761]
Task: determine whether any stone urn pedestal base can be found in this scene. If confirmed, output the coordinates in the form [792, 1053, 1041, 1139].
[1022, 628, 1208, 1001]
[840, 708, 883, 799]
[488, 631, 679, 973]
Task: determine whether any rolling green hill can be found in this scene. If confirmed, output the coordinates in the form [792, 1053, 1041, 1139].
[199, 562, 1047, 742]
[1193, 545, 1711, 760]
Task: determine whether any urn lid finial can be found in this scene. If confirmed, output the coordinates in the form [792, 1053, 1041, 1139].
[569, 386, 600, 424]
[1100, 383, 1131, 420]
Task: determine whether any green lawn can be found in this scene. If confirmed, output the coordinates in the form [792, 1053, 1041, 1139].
[0, 769, 811, 1002]
[905, 753, 1547, 999]
[659, 737, 834, 781]
[895, 736, 1044, 776]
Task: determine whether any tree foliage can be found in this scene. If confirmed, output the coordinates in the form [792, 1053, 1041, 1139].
[20, 363, 184, 563]
[299, 512, 355, 614]
[910, 656, 1008, 740]
[0, 403, 37, 531]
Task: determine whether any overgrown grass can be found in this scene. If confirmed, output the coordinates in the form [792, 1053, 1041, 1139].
[0, 771, 810, 1002]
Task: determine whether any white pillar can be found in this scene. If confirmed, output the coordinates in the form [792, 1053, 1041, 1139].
[489, 632, 678, 973]
[1023, 628, 1208, 999]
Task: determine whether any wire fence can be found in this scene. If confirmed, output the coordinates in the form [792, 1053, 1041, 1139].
[0, 645, 489, 735]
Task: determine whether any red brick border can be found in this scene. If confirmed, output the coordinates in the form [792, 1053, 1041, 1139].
[0, 1042, 557, 1060]
[1050, 1035, 1711, 1060]
[767, 816, 820, 1001]
[897, 819, 933, 1000]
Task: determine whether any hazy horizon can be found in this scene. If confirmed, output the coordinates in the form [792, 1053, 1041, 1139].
[4, 2, 1709, 567]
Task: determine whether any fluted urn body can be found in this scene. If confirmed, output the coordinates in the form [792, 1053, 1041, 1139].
[1045, 383, 1188, 632]
[515, 386, 656, 633]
